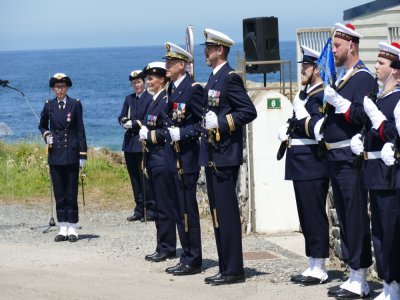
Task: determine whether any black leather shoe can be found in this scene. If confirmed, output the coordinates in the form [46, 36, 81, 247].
[127, 214, 142, 222]
[145, 252, 176, 262]
[209, 274, 245, 285]
[297, 276, 325, 285]
[327, 287, 368, 299]
[205, 273, 222, 284]
[166, 262, 184, 274]
[140, 216, 156, 222]
[145, 251, 158, 260]
[68, 234, 78, 242]
[170, 264, 202, 276]
[54, 234, 67, 242]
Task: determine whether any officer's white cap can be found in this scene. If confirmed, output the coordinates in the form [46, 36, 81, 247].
[203, 28, 235, 47]
[298, 45, 320, 64]
[163, 42, 193, 63]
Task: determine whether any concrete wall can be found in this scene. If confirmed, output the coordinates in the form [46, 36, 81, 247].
[249, 90, 299, 233]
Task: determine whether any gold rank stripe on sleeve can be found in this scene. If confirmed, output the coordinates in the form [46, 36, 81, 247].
[79, 152, 87, 155]
[151, 130, 157, 144]
[304, 117, 311, 137]
[226, 114, 235, 132]
[43, 131, 51, 138]
[136, 120, 142, 127]
[228, 71, 237, 75]
[192, 82, 201, 87]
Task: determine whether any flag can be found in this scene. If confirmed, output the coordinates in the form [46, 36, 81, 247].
[317, 37, 336, 102]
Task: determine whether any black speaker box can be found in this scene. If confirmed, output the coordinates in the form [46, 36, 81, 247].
[243, 17, 280, 74]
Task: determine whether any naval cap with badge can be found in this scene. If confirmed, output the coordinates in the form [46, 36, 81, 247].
[202, 28, 235, 48]
[143, 61, 167, 77]
[297, 45, 321, 64]
[129, 70, 146, 81]
[163, 42, 193, 63]
[334, 23, 363, 44]
[49, 73, 72, 88]
[377, 42, 400, 69]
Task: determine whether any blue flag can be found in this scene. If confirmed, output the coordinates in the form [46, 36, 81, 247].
[317, 37, 336, 102]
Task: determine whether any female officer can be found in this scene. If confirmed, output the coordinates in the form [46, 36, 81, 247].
[39, 73, 87, 242]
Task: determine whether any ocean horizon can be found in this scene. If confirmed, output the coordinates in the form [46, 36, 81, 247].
[0, 42, 297, 150]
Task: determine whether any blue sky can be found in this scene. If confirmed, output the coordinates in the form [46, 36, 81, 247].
[1, 0, 369, 51]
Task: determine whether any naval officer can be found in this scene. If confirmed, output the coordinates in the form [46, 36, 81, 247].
[140, 62, 177, 262]
[367, 42, 400, 300]
[278, 46, 330, 285]
[38, 73, 87, 242]
[162, 42, 204, 276]
[314, 23, 376, 299]
[119, 70, 156, 222]
[199, 28, 257, 285]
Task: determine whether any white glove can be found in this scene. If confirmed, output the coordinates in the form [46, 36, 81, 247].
[46, 135, 54, 145]
[394, 101, 400, 135]
[139, 126, 149, 140]
[205, 111, 218, 129]
[314, 118, 324, 141]
[168, 127, 180, 142]
[381, 142, 395, 166]
[325, 86, 351, 114]
[278, 123, 289, 142]
[122, 120, 132, 129]
[293, 92, 309, 120]
[363, 96, 386, 129]
[350, 134, 364, 155]
[79, 159, 86, 169]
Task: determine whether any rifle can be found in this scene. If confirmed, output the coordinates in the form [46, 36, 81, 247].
[386, 137, 399, 188]
[353, 77, 379, 172]
[277, 66, 315, 161]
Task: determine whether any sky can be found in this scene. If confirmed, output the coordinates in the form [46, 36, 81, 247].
[1, 0, 370, 51]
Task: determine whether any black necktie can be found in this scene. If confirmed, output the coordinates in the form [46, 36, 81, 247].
[59, 101, 64, 110]
[171, 83, 176, 93]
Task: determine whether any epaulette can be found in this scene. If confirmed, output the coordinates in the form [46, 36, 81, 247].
[192, 82, 201, 87]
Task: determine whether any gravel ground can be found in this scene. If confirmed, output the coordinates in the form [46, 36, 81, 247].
[0, 203, 381, 299]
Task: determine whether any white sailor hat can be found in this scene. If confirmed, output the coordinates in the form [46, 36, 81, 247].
[143, 61, 166, 77]
[49, 73, 72, 87]
[129, 70, 146, 81]
[202, 28, 235, 47]
[378, 42, 400, 61]
[334, 23, 363, 43]
[298, 45, 320, 64]
[163, 42, 193, 63]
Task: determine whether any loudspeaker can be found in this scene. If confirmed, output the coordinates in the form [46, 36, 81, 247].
[243, 17, 280, 74]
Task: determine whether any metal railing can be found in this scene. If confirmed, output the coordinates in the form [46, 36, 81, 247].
[240, 60, 293, 99]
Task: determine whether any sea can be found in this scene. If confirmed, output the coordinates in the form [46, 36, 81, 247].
[0, 42, 296, 150]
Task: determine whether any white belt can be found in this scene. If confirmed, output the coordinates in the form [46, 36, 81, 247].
[325, 139, 351, 150]
[290, 138, 318, 146]
[365, 151, 381, 160]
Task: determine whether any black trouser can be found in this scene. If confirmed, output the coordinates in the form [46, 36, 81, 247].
[293, 178, 330, 258]
[124, 152, 155, 218]
[149, 165, 176, 255]
[50, 164, 79, 223]
[171, 172, 202, 267]
[205, 166, 243, 276]
[329, 160, 372, 269]
[370, 189, 400, 283]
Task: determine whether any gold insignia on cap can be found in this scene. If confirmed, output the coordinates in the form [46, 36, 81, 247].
[55, 74, 64, 80]
[133, 72, 139, 77]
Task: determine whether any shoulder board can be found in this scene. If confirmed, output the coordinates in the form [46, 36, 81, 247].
[192, 82, 201, 87]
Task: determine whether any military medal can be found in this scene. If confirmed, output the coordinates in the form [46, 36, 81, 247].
[67, 112, 71, 122]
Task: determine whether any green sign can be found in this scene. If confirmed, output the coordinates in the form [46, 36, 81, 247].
[267, 98, 281, 109]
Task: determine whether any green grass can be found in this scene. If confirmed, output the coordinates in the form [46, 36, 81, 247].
[0, 141, 132, 207]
